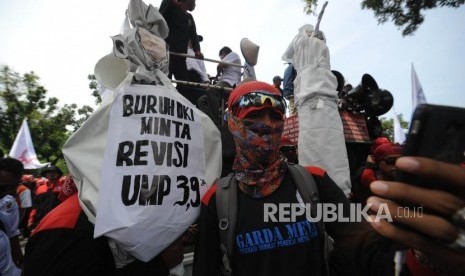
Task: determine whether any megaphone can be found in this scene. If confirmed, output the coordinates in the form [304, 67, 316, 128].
[365, 89, 394, 116]
[240, 38, 259, 66]
[347, 73, 379, 99]
[345, 74, 393, 116]
[94, 53, 130, 90]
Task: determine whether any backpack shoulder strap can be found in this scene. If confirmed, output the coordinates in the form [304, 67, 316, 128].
[288, 163, 332, 276]
[215, 173, 237, 275]
[287, 163, 321, 205]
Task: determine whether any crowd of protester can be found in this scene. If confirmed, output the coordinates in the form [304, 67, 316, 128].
[0, 159, 79, 275]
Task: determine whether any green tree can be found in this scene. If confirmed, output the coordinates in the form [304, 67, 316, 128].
[0, 65, 94, 167]
[302, 0, 319, 14]
[88, 74, 102, 105]
[361, 0, 465, 36]
[303, 0, 464, 36]
[380, 113, 409, 141]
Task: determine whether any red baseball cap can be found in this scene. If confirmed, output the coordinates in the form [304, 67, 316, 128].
[228, 81, 283, 119]
[373, 143, 403, 163]
[370, 137, 390, 154]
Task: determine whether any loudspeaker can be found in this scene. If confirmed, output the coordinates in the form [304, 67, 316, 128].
[346, 74, 393, 116]
[347, 73, 379, 99]
[94, 53, 130, 90]
[240, 38, 259, 66]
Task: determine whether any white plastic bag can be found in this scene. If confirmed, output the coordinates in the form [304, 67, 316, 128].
[63, 75, 222, 262]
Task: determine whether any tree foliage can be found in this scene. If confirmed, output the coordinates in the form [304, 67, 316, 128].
[303, 0, 318, 14]
[380, 113, 409, 141]
[88, 74, 102, 105]
[303, 0, 464, 36]
[0, 65, 94, 166]
[361, 0, 465, 36]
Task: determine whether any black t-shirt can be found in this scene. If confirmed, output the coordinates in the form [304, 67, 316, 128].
[234, 173, 326, 276]
[193, 166, 395, 276]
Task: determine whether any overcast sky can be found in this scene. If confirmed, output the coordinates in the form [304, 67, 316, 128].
[1, 0, 464, 122]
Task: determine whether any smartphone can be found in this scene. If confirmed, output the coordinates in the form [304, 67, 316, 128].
[396, 103, 465, 190]
[378, 104, 465, 251]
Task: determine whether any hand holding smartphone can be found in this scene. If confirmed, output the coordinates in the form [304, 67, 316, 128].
[377, 104, 465, 251]
[396, 104, 465, 192]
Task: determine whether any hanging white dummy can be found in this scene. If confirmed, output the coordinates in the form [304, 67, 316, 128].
[62, 0, 222, 270]
[282, 24, 351, 195]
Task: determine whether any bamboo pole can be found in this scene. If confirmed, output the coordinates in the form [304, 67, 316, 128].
[313, 1, 328, 37]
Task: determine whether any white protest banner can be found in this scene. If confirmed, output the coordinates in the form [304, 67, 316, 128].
[94, 84, 207, 261]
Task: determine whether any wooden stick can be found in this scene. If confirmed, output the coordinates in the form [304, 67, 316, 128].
[313, 1, 328, 37]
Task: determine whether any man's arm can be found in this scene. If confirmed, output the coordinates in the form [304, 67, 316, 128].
[159, 0, 177, 15]
[187, 13, 201, 56]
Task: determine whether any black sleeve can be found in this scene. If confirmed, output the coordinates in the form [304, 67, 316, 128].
[159, 0, 172, 15]
[188, 13, 201, 53]
[192, 194, 222, 276]
[315, 173, 395, 275]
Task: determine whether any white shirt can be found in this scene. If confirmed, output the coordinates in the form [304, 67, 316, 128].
[218, 52, 242, 86]
[18, 187, 32, 208]
[186, 47, 209, 83]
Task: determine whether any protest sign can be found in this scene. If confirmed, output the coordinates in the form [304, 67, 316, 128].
[94, 84, 208, 261]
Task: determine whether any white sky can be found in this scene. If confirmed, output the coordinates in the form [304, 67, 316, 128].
[1, 0, 464, 121]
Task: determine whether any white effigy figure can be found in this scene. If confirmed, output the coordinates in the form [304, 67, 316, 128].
[282, 24, 351, 195]
[62, 0, 222, 271]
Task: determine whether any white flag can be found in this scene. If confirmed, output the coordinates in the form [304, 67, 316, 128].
[9, 119, 49, 169]
[411, 64, 427, 109]
[393, 110, 406, 144]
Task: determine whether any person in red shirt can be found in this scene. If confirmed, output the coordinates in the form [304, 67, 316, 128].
[40, 165, 64, 194]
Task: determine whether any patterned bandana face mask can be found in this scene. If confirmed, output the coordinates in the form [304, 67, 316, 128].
[228, 113, 287, 198]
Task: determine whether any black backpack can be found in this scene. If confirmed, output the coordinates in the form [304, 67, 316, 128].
[215, 163, 332, 276]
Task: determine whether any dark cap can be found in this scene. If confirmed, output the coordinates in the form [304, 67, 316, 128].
[273, 76, 283, 82]
[41, 165, 63, 177]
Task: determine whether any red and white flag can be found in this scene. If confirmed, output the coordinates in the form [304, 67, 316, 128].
[9, 119, 49, 169]
[411, 64, 427, 109]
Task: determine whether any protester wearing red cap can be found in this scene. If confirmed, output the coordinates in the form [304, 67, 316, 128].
[362, 142, 402, 185]
[57, 175, 78, 203]
[373, 142, 402, 165]
[193, 80, 396, 276]
[226, 81, 287, 198]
